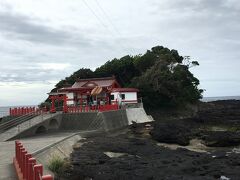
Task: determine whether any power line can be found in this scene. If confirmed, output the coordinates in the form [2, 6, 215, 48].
[82, 0, 109, 31]
[82, 0, 127, 51]
[93, 0, 121, 36]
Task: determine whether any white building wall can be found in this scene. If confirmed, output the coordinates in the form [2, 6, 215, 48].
[111, 92, 137, 104]
[124, 92, 137, 102]
[67, 92, 74, 105]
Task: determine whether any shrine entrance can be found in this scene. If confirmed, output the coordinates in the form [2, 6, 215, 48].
[49, 94, 68, 113]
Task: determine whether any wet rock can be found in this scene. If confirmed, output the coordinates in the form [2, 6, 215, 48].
[203, 131, 240, 147]
[150, 122, 191, 146]
[63, 132, 240, 180]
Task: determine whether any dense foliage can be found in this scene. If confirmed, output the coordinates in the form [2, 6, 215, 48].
[54, 45, 203, 108]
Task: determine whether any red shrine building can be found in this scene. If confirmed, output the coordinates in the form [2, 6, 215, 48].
[48, 77, 139, 112]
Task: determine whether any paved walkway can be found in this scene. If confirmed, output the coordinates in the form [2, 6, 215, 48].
[0, 132, 76, 180]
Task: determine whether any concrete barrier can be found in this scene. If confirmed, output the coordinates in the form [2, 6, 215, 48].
[7, 114, 62, 140]
[5, 108, 153, 141]
[60, 112, 98, 130]
[101, 110, 129, 131]
[126, 107, 154, 124]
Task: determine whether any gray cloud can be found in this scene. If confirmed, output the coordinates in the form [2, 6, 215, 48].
[0, 0, 240, 106]
[0, 11, 90, 46]
[0, 67, 66, 83]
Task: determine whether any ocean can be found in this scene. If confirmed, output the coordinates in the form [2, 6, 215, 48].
[0, 96, 240, 118]
[0, 106, 10, 118]
[202, 96, 240, 102]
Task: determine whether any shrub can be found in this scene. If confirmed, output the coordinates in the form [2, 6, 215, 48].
[48, 155, 66, 177]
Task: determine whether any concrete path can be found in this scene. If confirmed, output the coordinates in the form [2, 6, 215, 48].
[0, 132, 76, 180]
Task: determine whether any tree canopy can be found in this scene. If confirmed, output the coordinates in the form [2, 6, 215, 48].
[54, 45, 203, 108]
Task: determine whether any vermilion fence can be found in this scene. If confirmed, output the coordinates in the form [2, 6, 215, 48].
[98, 104, 119, 112]
[9, 104, 119, 116]
[67, 104, 119, 113]
[9, 107, 47, 116]
[13, 141, 53, 180]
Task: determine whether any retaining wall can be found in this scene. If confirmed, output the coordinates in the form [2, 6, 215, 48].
[101, 110, 129, 131]
[10, 114, 62, 140]
[126, 107, 154, 124]
[9, 108, 153, 140]
[60, 112, 98, 130]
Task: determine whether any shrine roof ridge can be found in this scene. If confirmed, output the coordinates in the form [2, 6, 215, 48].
[76, 76, 115, 82]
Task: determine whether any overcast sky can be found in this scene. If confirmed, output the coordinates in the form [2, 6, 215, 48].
[0, 0, 240, 106]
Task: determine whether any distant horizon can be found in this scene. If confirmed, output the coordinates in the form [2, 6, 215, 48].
[203, 95, 240, 98]
[1, 95, 240, 107]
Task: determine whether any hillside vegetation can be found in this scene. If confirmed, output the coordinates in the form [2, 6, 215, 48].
[54, 45, 203, 109]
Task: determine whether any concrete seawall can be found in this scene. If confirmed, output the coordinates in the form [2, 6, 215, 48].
[0, 107, 153, 179]
[126, 107, 153, 124]
[101, 110, 129, 131]
[61, 112, 98, 130]
[7, 108, 153, 140]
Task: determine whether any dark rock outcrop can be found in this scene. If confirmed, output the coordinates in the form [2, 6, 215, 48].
[202, 131, 240, 147]
[64, 131, 240, 180]
[150, 122, 191, 146]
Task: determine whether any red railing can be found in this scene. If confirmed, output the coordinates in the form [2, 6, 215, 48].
[67, 104, 119, 113]
[98, 104, 119, 112]
[9, 107, 47, 117]
[13, 140, 53, 180]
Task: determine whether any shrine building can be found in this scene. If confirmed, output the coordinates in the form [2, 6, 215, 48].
[48, 76, 139, 112]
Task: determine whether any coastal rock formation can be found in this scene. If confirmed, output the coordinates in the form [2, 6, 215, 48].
[63, 126, 240, 180]
[150, 100, 240, 147]
[61, 100, 240, 179]
[202, 131, 240, 147]
[150, 122, 191, 146]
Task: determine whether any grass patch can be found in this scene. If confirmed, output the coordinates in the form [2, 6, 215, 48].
[48, 155, 69, 178]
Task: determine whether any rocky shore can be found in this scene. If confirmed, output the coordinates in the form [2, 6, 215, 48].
[62, 100, 240, 180]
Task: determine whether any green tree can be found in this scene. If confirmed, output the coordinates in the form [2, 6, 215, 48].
[53, 45, 203, 109]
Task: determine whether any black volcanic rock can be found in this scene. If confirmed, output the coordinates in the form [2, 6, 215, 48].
[202, 131, 240, 147]
[63, 131, 240, 180]
[150, 122, 191, 146]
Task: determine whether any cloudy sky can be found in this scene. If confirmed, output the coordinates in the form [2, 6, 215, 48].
[0, 0, 239, 106]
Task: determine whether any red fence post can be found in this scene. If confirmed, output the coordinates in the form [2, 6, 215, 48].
[14, 108, 17, 116]
[34, 164, 43, 180]
[24, 153, 32, 179]
[17, 144, 23, 163]
[15, 141, 20, 160]
[63, 95, 68, 113]
[28, 158, 36, 180]
[19, 147, 25, 170]
[21, 150, 27, 173]
[22, 152, 28, 179]
[14, 141, 52, 180]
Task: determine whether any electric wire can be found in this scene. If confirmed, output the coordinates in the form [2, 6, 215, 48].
[93, 0, 121, 36]
[82, 0, 127, 51]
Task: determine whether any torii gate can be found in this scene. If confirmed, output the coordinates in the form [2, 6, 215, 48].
[49, 94, 68, 113]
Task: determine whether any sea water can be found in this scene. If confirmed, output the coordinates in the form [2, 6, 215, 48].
[202, 96, 240, 102]
[0, 106, 10, 118]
